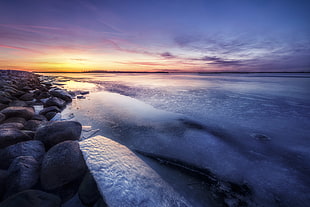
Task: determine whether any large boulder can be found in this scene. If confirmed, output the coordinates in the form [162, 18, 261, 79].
[78, 172, 101, 206]
[3, 117, 26, 125]
[5, 156, 40, 198]
[0, 170, 8, 200]
[0, 113, 5, 123]
[35, 121, 82, 149]
[9, 100, 28, 107]
[24, 120, 42, 131]
[19, 93, 34, 101]
[40, 141, 86, 190]
[39, 106, 61, 116]
[0, 190, 61, 207]
[0, 123, 24, 130]
[50, 89, 72, 102]
[0, 128, 32, 148]
[45, 97, 66, 109]
[0, 140, 45, 169]
[0, 107, 34, 120]
[0, 96, 11, 105]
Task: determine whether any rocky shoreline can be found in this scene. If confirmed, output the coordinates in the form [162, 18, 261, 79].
[0, 70, 106, 207]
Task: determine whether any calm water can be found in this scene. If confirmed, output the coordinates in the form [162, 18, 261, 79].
[41, 72, 310, 207]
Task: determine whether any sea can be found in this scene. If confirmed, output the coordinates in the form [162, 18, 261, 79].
[39, 72, 310, 207]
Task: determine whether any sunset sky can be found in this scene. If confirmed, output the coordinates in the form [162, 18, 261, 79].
[0, 0, 309, 72]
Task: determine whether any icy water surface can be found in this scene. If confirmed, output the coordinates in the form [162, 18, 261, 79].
[42, 72, 310, 207]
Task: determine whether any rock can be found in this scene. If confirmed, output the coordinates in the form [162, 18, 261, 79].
[32, 114, 47, 121]
[80, 91, 89, 95]
[21, 130, 36, 139]
[45, 97, 66, 109]
[0, 96, 11, 105]
[35, 121, 82, 149]
[93, 198, 108, 207]
[39, 106, 61, 116]
[5, 156, 40, 197]
[0, 128, 32, 148]
[0, 170, 8, 200]
[19, 93, 34, 101]
[0, 107, 34, 120]
[53, 177, 84, 203]
[24, 120, 42, 131]
[78, 172, 101, 206]
[50, 89, 72, 102]
[36, 91, 50, 99]
[0, 103, 7, 111]
[40, 141, 86, 190]
[45, 111, 57, 121]
[0, 190, 61, 207]
[0, 123, 24, 130]
[3, 117, 26, 125]
[9, 100, 28, 107]
[0, 113, 5, 123]
[0, 140, 45, 169]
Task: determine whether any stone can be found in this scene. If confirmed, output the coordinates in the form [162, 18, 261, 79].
[50, 89, 72, 102]
[9, 100, 28, 107]
[45, 111, 57, 121]
[0, 113, 5, 123]
[21, 130, 36, 139]
[0, 190, 61, 207]
[40, 141, 86, 190]
[3, 117, 26, 125]
[53, 177, 84, 203]
[19, 93, 34, 101]
[39, 106, 61, 116]
[32, 114, 47, 121]
[5, 156, 40, 198]
[24, 120, 42, 131]
[0, 103, 7, 111]
[0, 96, 11, 105]
[35, 121, 82, 149]
[78, 172, 101, 206]
[0, 140, 45, 169]
[0, 107, 34, 120]
[0, 170, 8, 200]
[93, 198, 108, 207]
[0, 123, 24, 130]
[45, 97, 66, 109]
[0, 128, 32, 148]
[37, 91, 51, 99]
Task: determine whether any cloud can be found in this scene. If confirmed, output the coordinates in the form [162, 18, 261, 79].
[160, 52, 176, 58]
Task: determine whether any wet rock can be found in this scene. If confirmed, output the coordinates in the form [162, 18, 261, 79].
[50, 89, 72, 102]
[0, 96, 11, 105]
[21, 130, 36, 139]
[0, 128, 32, 148]
[53, 176, 85, 203]
[24, 120, 42, 131]
[0, 170, 8, 200]
[45, 111, 57, 121]
[0, 113, 5, 123]
[0, 103, 7, 111]
[3, 117, 26, 125]
[93, 198, 108, 207]
[9, 100, 28, 107]
[35, 121, 82, 149]
[45, 96, 66, 109]
[36, 91, 50, 99]
[19, 93, 34, 101]
[40, 141, 86, 190]
[0, 140, 45, 169]
[39, 106, 61, 116]
[0, 106, 34, 120]
[0, 190, 61, 207]
[5, 156, 40, 198]
[77, 95, 86, 99]
[32, 114, 47, 121]
[0, 123, 24, 130]
[80, 91, 89, 95]
[78, 172, 101, 206]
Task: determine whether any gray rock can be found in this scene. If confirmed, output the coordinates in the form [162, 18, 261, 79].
[0, 106, 34, 120]
[45, 97, 66, 108]
[35, 121, 82, 149]
[5, 156, 40, 198]
[3, 117, 26, 125]
[0, 122, 24, 130]
[19, 93, 34, 101]
[9, 100, 28, 107]
[24, 120, 42, 131]
[40, 141, 86, 190]
[50, 89, 72, 102]
[21, 130, 36, 139]
[0, 128, 32, 148]
[93, 198, 108, 207]
[32, 114, 47, 121]
[0, 140, 45, 169]
[0, 96, 11, 105]
[0, 113, 5, 123]
[78, 172, 101, 206]
[0, 190, 61, 207]
[39, 106, 61, 116]
[0, 170, 8, 200]
[0, 103, 7, 111]
[45, 111, 57, 121]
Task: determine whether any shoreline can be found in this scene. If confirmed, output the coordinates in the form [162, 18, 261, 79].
[0, 70, 104, 207]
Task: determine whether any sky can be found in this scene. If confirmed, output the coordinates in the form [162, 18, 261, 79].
[0, 0, 309, 72]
